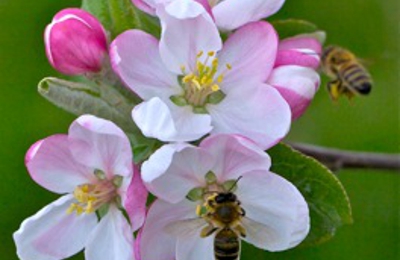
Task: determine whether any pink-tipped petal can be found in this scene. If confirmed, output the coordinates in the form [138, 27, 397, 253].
[140, 199, 197, 260]
[275, 36, 322, 69]
[213, 0, 285, 31]
[279, 36, 322, 53]
[13, 195, 97, 260]
[26, 135, 93, 194]
[125, 166, 148, 232]
[275, 49, 320, 69]
[200, 134, 271, 182]
[268, 65, 320, 120]
[131, 0, 156, 15]
[68, 115, 133, 178]
[236, 171, 310, 251]
[110, 29, 178, 100]
[208, 83, 291, 150]
[142, 144, 213, 203]
[157, 0, 222, 74]
[85, 206, 135, 260]
[218, 21, 278, 87]
[132, 97, 213, 142]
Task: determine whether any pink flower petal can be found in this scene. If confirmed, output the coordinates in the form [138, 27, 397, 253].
[85, 206, 135, 260]
[279, 36, 322, 53]
[125, 165, 148, 232]
[218, 21, 278, 88]
[13, 195, 97, 260]
[236, 171, 310, 251]
[142, 144, 213, 203]
[140, 199, 197, 260]
[26, 135, 93, 194]
[275, 49, 320, 69]
[131, 0, 156, 15]
[157, 0, 222, 74]
[208, 83, 291, 150]
[200, 134, 271, 182]
[268, 65, 320, 120]
[110, 29, 179, 100]
[213, 0, 285, 30]
[132, 97, 213, 142]
[275, 36, 322, 69]
[45, 8, 108, 75]
[68, 115, 133, 179]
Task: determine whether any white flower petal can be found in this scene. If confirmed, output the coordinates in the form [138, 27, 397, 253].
[110, 29, 178, 100]
[132, 97, 212, 142]
[68, 115, 133, 178]
[208, 83, 291, 150]
[236, 171, 310, 251]
[213, 0, 285, 31]
[13, 195, 97, 260]
[85, 206, 135, 260]
[200, 134, 271, 182]
[143, 144, 213, 203]
[218, 21, 278, 87]
[157, 0, 222, 74]
[140, 199, 197, 260]
[176, 232, 214, 260]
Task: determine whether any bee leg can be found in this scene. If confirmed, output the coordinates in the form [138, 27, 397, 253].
[327, 79, 343, 101]
[234, 224, 247, 238]
[240, 208, 246, 217]
[200, 224, 218, 238]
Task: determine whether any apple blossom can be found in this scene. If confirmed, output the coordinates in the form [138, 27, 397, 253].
[44, 8, 108, 75]
[132, 0, 286, 31]
[13, 115, 147, 260]
[139, 134, 310, 260]
[111, 1, 291, 149]
[268, 36, 322, 120]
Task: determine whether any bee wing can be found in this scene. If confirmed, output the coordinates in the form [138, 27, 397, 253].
[164, 217, 206, 237]
[241, 217, 283, 250]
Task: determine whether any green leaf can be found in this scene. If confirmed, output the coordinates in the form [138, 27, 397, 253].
[38, 77, 137, 133]
[82, 0, 160, 39]
[268, 143, 353, 247]
[132, 139, 162, 164]
[270, 19, 326, 43]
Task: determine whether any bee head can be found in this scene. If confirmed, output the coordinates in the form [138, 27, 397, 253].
[215, 192, 237, 204]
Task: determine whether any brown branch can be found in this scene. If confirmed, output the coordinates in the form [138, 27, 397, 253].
[289, 143, 400, 172]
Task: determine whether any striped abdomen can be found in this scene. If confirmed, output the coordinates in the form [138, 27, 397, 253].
[214, 228, 240, 260]
[339, 62, 372, 95]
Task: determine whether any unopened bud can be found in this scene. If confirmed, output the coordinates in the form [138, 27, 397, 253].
[44, 8, 108, 75]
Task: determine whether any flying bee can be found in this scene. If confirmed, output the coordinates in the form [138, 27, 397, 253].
[321, 45, 372, 101]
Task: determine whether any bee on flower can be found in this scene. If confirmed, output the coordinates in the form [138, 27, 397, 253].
[138, 134, 310, 260]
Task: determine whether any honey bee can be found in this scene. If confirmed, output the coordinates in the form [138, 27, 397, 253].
[321, 45, 372, 101]
[200, 192, 246, 260]
[166, 191, 248, 260]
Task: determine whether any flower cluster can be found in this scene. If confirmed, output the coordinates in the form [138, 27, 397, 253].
[14, 0, 322, 259]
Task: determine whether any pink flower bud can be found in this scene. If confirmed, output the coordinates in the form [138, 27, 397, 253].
[44, 8, 108, 75]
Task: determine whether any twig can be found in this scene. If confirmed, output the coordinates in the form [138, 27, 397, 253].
[289, 143, 400, 172]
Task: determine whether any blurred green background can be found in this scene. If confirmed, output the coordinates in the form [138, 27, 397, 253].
[0, 0, 398, 259]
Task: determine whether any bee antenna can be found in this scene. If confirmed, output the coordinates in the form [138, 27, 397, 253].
[227, 176, 243, 192]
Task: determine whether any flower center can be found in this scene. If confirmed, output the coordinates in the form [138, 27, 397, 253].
[67, 174, 122, 215]
[171, 51, 231, 113]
